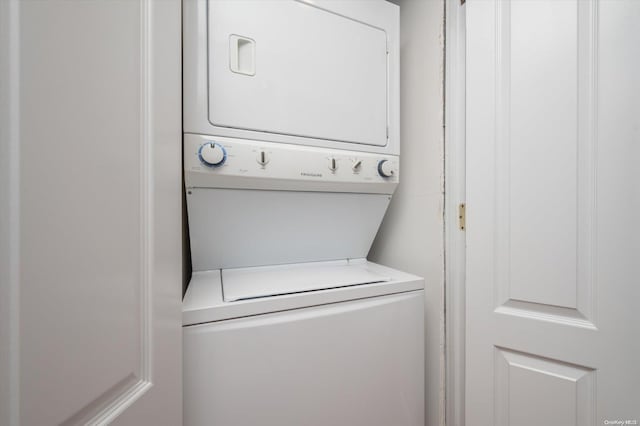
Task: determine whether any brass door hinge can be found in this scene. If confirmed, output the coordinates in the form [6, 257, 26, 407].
[458, 203, 466, 230]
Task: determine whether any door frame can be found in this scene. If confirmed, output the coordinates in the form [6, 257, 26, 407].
[444, 0, 466, 425]
[0, 0, 20, 424]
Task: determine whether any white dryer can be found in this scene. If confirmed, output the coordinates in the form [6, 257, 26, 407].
[183, 0, 400, 155]
[182, 1, 424, 425]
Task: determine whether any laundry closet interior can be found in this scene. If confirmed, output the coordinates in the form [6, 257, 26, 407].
[5, 0, 640, 424]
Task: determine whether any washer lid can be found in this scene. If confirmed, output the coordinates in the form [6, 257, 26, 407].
[182, 260, 424, 326]
[222, 259, 391, 302]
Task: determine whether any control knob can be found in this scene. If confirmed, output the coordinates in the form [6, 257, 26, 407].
[199, 142, 227, 167]
[377, 159, 396, 178]
[328, 157, 338, 172]
[257, 150, 269, 166]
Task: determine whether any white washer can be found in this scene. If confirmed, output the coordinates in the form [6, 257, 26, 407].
[182, 1, 424, 425]
[182, 136, 425, 426]
[183, 260, 424, 426]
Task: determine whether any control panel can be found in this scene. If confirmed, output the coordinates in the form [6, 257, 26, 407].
[184, 134, 399, 194]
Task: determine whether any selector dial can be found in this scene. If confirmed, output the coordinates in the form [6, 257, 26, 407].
[328, 157, 338, 172]
[199, 142, 227, 167]
[377, 159, 396, 178]
[257, 150, 269, 166]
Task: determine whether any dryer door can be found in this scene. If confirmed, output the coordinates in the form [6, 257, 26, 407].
[208, 0, 389, 147]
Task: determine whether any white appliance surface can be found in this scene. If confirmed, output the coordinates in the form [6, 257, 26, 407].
[187, 188, 392, 271]
[183, 261, 425, 426]
[209, 0, 387, 146]
[184, 135, 400, 271]
[222, 259, 391, 301]
[182, 260, 423, 325]
[183, 134, 399, 194]
[183, 0, 400, 154]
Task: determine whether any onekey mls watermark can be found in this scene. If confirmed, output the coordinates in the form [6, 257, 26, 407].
[604, 420, 638, 425]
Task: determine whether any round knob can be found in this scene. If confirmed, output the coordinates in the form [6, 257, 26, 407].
[328, 157, 338, 172]
[199, 142, 227, 167]
[257, 150, 269, 166]
[378, 159, 396, 178]
[352, 159, 363, 172]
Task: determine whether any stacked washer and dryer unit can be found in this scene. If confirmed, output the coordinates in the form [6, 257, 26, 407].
[182, 1, 425, 425]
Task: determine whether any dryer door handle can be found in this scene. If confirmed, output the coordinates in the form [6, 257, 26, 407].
[229, 35, 256, 76]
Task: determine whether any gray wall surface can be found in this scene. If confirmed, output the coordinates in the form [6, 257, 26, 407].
[369, 1, 445, 425]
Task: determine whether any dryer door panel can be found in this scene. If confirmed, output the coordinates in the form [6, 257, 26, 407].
[208, 0, 389, 147]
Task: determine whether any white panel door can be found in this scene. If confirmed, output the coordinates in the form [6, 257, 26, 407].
[0, 1, 182, 425]
[466, 0, 640, 425]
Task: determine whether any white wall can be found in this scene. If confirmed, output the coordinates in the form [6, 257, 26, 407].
[369, 1, 445, 425]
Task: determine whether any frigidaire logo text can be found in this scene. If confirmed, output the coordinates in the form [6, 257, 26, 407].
[301, 172, 323, 178]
